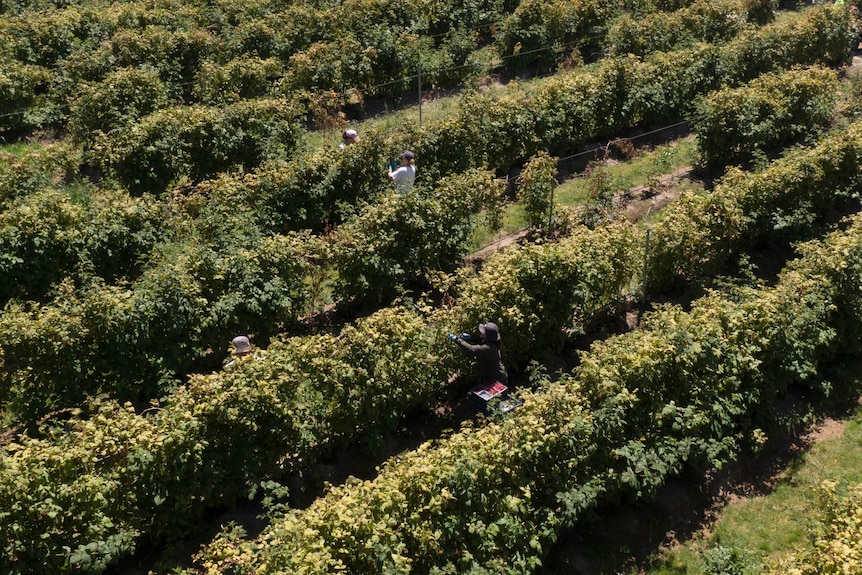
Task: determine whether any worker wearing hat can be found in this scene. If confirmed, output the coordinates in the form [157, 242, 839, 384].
[339, 129, 358, 149]
[387, 150, 416, 193]
[447, 322, 508, 386]
[224, 335, 261, 370]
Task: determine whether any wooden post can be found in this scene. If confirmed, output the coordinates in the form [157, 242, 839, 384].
[418, 62, 423, 127]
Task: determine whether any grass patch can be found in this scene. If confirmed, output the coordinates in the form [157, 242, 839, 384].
[0, 141, 41, 156]
[463, 135, 699, 252]
[639, 405, 862, 575]
[468, 203, 528, 251]
[553, 137, 697, 209]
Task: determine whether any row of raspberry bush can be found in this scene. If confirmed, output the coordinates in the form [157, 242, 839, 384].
[0, 222, 640, 573]
[184, 199, 862, 575]
[693, 65, 839, 167]
[0, 0, 677, 134]
[89, 4, 850, 197]
[0, 0, 790, 137]
[3, 112, 862, 572]
[0, 10, 854, 420]
[0, 56, 836, 312]
[0, 55, 850, 424]
[0, 168, 504, 422]
[1, 4, 841, 202]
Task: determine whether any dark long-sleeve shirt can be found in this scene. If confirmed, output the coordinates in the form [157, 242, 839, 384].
[455, 339, 508, 385]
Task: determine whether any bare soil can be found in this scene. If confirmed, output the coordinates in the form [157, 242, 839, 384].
[615, 167, 692, 223]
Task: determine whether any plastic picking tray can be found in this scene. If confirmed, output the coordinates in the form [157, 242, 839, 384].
[469, 381, 508, 410]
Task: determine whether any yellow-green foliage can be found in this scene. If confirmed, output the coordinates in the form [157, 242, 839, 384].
[0, 4, 857, 574]
[648, 118, 862, 292]
[443, 220, 642, 370]
[695, 66, 840, 167]
[518, 151, 559, 229]
[766, 481, 862, 575]
[185, 214, 862, 575]
[607, 0, 776, 56]
[194, 382, 596, 575]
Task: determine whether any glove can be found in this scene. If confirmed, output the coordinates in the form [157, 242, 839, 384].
[387, 160, 398, 171]
[447, 333, 458, 341]
[460, 332, 471, 341]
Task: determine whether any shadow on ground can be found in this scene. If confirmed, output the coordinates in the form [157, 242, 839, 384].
[538, 361, 862, 575]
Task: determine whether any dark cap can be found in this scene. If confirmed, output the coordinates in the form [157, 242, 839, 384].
[401, 150, 415, 160]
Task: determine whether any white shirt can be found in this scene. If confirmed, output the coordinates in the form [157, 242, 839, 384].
[390, 165, 416, 193]
[224, 352, 264, 371]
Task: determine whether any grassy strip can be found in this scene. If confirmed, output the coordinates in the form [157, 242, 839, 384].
[638, 392, 862, 574]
